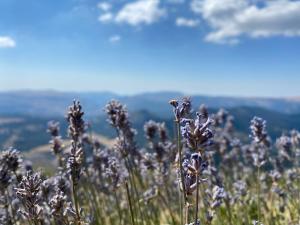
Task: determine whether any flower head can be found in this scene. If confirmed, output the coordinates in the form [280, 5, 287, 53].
[181, 113, 213, 150]
[67, 100, 85, 142]
[0, 148, 21, 172]
[169, 97, 192, 122]
[15, 172, 43, 222]
[250, 117, 270, 147]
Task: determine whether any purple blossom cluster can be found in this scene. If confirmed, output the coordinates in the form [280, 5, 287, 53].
[0, 97, 298, 225]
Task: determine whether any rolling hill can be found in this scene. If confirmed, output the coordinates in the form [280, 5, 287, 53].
[0, 105, 300, 152]
[0, 90, 300, 118]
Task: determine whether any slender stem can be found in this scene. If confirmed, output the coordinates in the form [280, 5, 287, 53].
[158, 192, 176, 225]
[125, 181, 136, 225]
[176, 121, 186, 225]
[223, 181, 233, 225]
[128, 158, 146, 225]
[195, 172, 199, 225]
[69, 138, 81, 225]
[72, 181, 80, 225]
[117, 128, 145, 225]
[178, 181, 183, 225]
[257, 165, 261, 223]
[114, 191, 123, 225]
[86, 181, 102, 224]
[164, 177, 174, 215]
[225, 198, 233, 225]
[177, 122, 186, 203]
[185, 204, 189, 225]
[125, 158, 144, 225]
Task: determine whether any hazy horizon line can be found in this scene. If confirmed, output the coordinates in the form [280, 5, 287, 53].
[0, 88, 299, 100]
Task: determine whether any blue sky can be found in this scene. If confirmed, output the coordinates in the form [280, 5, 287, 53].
[0, 0, 300, 97]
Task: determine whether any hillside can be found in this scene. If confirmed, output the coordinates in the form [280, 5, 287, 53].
[0, 106, 300, 152]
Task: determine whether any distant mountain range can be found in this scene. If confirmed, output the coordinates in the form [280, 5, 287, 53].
[0, 90, 300, 117]
[0, 90, 300, 152]
[0, 105, 300, 151]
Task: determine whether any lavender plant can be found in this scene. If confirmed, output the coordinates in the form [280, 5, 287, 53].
[15, 172, 43, 225]
[66, 100, 85, 225]
[249, 116, 270, 224]
[47, 121, 64, 168]
[0, 97, 299, 225]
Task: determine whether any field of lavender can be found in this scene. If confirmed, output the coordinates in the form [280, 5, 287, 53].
[0, 97, 299, 225]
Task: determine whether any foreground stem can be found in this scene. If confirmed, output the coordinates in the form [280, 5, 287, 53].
[257, 166, 261, 223]
[195, 172, 199, 225]
[72, 181, 81, 225]
[176, 121, 186, 225]
[125, 181, 136, 225]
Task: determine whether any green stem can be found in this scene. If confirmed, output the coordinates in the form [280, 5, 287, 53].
[195, 172, 199, 225]
[125, 181, 136, 225]
[176, 121, 186, 225]
[125, 158, 144, 225]
[114, 191, 123, 225]
[86, 181, 102, 225]
[225, 198, 233, 225]
[178, 183, 183, 225]
[257, 165, 261, 223]
[72, 181, 80, 225]
[159, 192, 176, 225]
[185, 203, 189, 225]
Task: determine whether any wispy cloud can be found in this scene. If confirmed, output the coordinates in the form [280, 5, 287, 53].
[191, 0, 300, 44]
[97, 2, 112, 12]
[115, 0, 166, 26]
[0, 36, 16, 48]
[98, 12, 113, 23]
[109, 35, 121, 43]
[176, 17, 199, 27]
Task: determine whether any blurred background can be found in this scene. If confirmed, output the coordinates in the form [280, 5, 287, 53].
[0, 0, 300, 163]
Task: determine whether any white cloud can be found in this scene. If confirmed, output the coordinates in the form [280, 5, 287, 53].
[109, 35, 121, 43]
[98, 12, 113, 23]
[115, 0, 166, 26]
[176, 17, 199, 27]
[0, 36, 16, 48]
[191, 0, 300, 44]
[97, 2, 112, 11]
